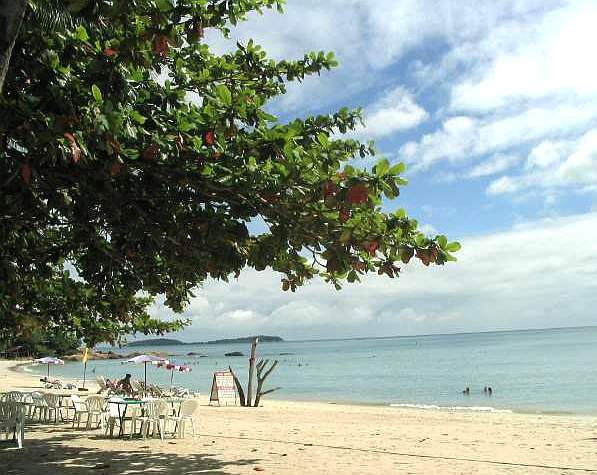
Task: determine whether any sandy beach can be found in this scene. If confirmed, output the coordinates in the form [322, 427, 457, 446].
[2, 359, 597, 474]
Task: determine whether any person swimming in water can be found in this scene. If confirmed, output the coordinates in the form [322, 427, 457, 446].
[462, 386, 470, 395]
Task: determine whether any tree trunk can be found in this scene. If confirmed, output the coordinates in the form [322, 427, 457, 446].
[228, 365, 246, 406]
[253, 359, 279, 407]
[0, 0, 27, 94]
[246, 337, 258, 406]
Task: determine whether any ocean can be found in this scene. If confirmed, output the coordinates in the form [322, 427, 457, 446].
[28, 326, 597, 414]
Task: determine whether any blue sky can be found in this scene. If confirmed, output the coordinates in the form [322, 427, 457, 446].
[149, 0, 597, 342]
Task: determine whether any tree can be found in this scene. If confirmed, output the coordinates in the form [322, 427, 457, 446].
[0, 1, 459, 347]
[0, 0, 27, 94]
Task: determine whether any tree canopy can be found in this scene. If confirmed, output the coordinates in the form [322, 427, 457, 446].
[0, 0, 459, 349]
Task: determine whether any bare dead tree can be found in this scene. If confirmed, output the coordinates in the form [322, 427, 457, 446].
[246, 338, 258, 406]
[227, 340, 280, 407]
[253, 358, 280, 407]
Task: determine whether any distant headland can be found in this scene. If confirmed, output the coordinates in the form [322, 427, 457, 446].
[126, 335, 284, 347]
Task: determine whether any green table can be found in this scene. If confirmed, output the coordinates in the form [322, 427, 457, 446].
[108, 399, 144, 437]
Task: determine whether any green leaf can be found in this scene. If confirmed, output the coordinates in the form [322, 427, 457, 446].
[91, 84, 103, 103]
[375, 158, 390, 177]
[75, 25, 89, 41]
[437, 235, 448, 248]
[415, 234, 426, 246]
[446, 242, 461, 252]
[215, 84, 232, 106]
[340, 229, 352, 244]
[389, 162, 406, 175]
[129, 110, 146, 124]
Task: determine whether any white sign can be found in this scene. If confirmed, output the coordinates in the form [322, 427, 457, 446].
[209, 370, 237, 406]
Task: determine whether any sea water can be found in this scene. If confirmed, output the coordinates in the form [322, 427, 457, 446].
[30, 326, 597, 414]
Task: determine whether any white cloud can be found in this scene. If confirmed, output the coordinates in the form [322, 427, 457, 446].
[205, 0, 562, 115]
[400, 116, 476, 168]
[349, 86, 428, 139]
[402, 100, 597, 170]
[396, 0, 597, 196]
[450, 0, 597, 112]
[467, 154, 520, 178]
[526, 140, 566, 170]
[487, 129, 597, 194]
[486, 175, 523, 195]
[152, 213, 597, 340]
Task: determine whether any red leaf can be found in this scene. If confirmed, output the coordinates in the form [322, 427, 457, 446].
[110, 162, 122, 176]
[352, 260, 367, 271]
[339, 208, 351, 223]
[64, 132, 81, 163]
[416, 249, 431, 266]
[367, 240, 379, 257]
[430, 247, 439, 263]
[401, 248, 414, 264]
[347, 184, 369, 204]
[153, 35, 169, 58]
[20, 164, 31, 184]
[322, 181, 337, 197]
[104, 48, 117, 57]
[63, 132, 76, 145]
[204, 130, 216, 146]
[143, 143, 160, 161]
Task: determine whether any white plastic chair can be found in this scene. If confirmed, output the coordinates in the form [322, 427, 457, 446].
[85, 396, 106, 430]
[43, 393, 61, 423]
[70, 395, 89, 428]
[168, 399, 198, 438]
[30, 392, 48, 421]
[1, 391, 24, 402]
[137, 401, 168, 440]
[20, 392, 35, 418]
[0, 401, 25, 448]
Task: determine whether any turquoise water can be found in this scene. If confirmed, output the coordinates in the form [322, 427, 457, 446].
[30, 326, 597, 414]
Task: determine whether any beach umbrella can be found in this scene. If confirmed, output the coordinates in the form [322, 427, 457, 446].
[127, 354, 168, 389]
[154, 361, 192, 390]
[35, 357, 64, 378]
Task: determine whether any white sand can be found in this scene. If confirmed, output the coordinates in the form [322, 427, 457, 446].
[2, 359, 597, 474]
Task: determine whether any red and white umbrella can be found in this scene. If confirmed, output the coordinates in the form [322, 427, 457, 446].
[153, 360, 192, 390]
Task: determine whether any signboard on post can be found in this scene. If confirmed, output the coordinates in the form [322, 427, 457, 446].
[209, 370, 237, 406]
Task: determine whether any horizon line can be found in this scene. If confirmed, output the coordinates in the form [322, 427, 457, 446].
[284, 324, 597, 344]
[128, 324, 597, 346]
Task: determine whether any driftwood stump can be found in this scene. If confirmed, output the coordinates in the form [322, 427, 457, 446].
[228, 339, 280, 406]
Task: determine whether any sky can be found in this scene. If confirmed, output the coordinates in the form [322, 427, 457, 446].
[150, 0, 597, 342]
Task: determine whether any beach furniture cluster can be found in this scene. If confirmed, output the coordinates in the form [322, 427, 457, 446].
[0, 382, 199, 448]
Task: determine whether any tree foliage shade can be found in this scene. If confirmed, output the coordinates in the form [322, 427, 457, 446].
[0, 0, 458, 347]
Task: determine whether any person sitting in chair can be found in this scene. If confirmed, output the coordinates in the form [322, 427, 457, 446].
[116, 373, 134, 395]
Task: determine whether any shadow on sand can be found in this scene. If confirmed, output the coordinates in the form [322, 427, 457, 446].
[1, 427, 260, 475]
